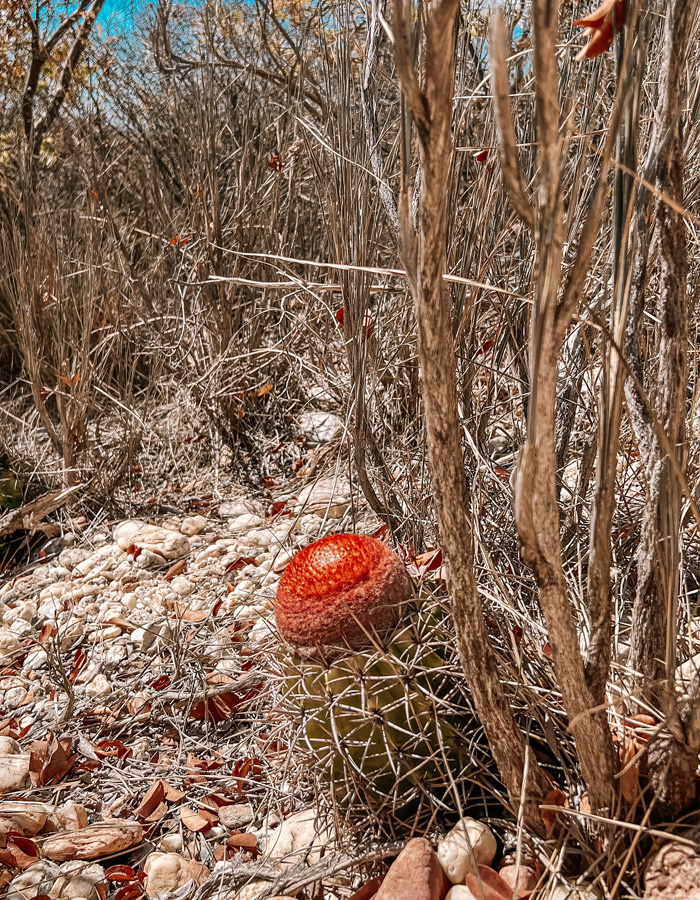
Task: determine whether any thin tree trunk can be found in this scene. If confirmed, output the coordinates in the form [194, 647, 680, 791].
[392, 0, 550, 833]
[623, 0, 699, 815]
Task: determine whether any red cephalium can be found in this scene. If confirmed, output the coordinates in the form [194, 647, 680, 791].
[275, 534, 411, 654]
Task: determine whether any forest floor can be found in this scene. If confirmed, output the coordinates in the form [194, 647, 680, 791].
[0, 461, 382, 900]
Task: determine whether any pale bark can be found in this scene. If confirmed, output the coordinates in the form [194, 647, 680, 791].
[623, 0, 700, 816]
[392, 0, 550, 832]
[489, 0, 635, 812]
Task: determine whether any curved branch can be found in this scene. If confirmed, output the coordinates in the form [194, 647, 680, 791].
[488, 8, 534, 231]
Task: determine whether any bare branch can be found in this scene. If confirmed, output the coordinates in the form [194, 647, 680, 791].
[488, 8, 534, 231]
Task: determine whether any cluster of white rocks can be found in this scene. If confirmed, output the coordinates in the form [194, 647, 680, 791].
[0, 481, 357, 737]
[0, 479, 361, 900]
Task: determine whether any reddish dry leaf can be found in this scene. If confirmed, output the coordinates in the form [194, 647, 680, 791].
[542, 642, 553, 659]
[166, 559, 187, 581]
[414, 548, 443, 571]
[541, 788, 568, 837]
[95, 739, 131, 761]
[465, 866, 513, 900]
[39, 623, 58, 644]
[114, 884, 143, 900]
[180, 807, 212, 833]
[106, 866, 137, 883]
[29, 733, 77, 787]
[349, 877, 385, 900]
[175, 603, 209, 623]
[143, 802, 168, 823]
[619, 738, 640, 803]
[133, 782, 166, 819]
[224, 556, 257, 574]
[69, 648, 87, 682]
[0, 835, 39, 869]
[185, 752, 224, 774]
[226, 832, 258, 852]
[162, 782, 186, 803]
[0, 717, 21, 738]
[150, 675, 171, 691]
[187, 860, 209, 884]
[188, 690, 250, 723]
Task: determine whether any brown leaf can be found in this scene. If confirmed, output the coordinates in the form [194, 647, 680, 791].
[165, 560, 187, 581]
[226, 832, 258, 852]
[114, 884, 143, 900]
[0, 835, 39, 869]
[143, 801, 168, 823]
[162, 782, 186, 803]
[540, 788, 568, 837]
[180, 807, 211, 833]
[465, 866, 513, 900]
[175, 603, 209, 623]
[29, 733, 77, 787]
[106, 865, 137, 883]
[349, 877, 385, 900]
[133, 781, 165, 819]
[187, 860, 209, 884]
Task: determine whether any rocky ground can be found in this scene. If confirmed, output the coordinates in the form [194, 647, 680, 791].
[0, 460, 692, 900]
[0, 473, 379, 900]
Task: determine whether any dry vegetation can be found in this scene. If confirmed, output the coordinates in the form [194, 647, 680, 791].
[2, 0, 700, 894]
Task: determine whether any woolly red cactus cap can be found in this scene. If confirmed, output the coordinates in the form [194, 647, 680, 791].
[275, 533, 411, 655]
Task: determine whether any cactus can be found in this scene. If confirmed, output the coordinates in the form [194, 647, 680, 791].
[279, 595, 481, 826]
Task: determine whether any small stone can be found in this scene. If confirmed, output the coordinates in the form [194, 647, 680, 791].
[0, 629, 21, 658]
[143, 852, 192, 898]
[59, 548, 92, 570]
[298, 411, 343, 444]
[128, 525, 190, 560]
[51, 861, 105, 900]
[645, 837, 700, 900]
[230, 513, 263, 532]
[42, 820, 143, 861]
[159, 833, 184, 853]
[6, 861, 60, 900]
[0, 743, 30, 793]
[219, 500, 262, 519]
[499, 864, 537, 896]
[272, 551, 294, 574]
[113, 520, 147, 551]
[219, 445, 233, 468]
[45, 800, 89, 833]
[374, 838, 449, 900]
[85, 674, 111, 698]
[266, 808, 334, 867]
[218, 804, 254, 830]
[100, 625, 122, 640]
[181, 515, 207, 536]
[0, 801, 50, 835]
[4, 687, 27, 709]
[437, 818, 497, 884]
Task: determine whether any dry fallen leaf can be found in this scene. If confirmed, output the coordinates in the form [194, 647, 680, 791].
[465, 865, 512, 900]
[540, 788, 568, 837]
[133, 781, 166, 819]
[0, 835, 39, 869]
[180, 807, 212, 833]
[29, 733, 77, 787]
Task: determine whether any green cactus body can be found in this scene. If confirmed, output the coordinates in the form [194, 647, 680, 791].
[280, 598, 477, 819]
